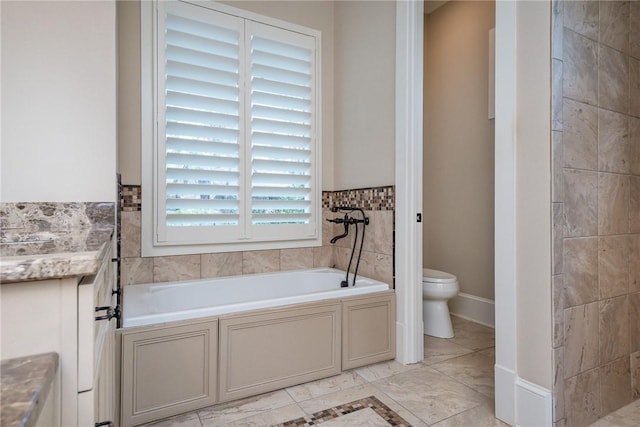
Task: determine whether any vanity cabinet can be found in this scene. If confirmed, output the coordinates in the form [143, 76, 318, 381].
[0, 241, 117, 427]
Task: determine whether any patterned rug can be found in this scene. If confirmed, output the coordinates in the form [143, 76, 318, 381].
[275, 396, 412, 427]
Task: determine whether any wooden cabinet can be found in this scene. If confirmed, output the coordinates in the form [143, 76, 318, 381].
[0, 240, 117, 427]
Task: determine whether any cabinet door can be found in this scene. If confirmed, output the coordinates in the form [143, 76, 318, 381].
[120, 320, 218, 427]
[342, 292, 396, 370]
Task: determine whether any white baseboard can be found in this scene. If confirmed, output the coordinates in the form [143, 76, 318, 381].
[495, 364, 516, 425]
[449, 292, 495, 327]
[515, 377, 552, 427]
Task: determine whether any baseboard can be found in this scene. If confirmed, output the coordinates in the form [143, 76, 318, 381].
[495, 364, 516, 425]
[449, 292, 495, 327]
[515, 377, 552, 427]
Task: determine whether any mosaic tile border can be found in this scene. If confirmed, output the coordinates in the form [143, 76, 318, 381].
[277, 396, 411, 427]
[121, 185, 142, 211]
[322, 186, 395, 211]
[118, 185, 395, 212]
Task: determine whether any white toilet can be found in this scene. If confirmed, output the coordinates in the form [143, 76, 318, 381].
[422, 268, 459, 338]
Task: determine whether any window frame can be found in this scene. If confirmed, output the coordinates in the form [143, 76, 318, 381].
[141, 0, 322, 257]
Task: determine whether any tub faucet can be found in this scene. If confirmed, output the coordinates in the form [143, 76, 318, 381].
[327, 207, 369, 287]
[327, 214, 349, 244]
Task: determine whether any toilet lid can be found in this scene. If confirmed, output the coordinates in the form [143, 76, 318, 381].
[422, 268, 457, 283]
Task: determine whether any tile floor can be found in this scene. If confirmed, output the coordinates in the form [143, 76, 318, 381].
[141, 316, 640, 426]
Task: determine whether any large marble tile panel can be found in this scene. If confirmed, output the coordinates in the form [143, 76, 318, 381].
[553, 60, 563, 131]
[447, 316, 495, 351]
[280, 248, 314, 271]
[295, 384, 428, 427]
[361, 210, 375, 253]
[120, 210, 141, 258]
[552, 0, 563, 60]
[423, 335, 474, 365]
[631, 235, 640, 293]
[553, 275, 566, 348]
[631, 177, 640, 233]
[599, 295, 630, 364]
[242, 250, 279, 274]
[599, 109, 631, 174]
[313, 246, 334, 268]
[285, 371, 367, 402]
[553, 132, 564, 203]
[632, 351, 640, 398]
[554, 347, 565, 422]
[333, 247, 351, 272]
[631, 117, 640, 175]
[600, 357, 632, 415]
[563, 169, 598, 237]
[631, 57, 640, 118]
[198, 390, 294, 426]
[353, 359, 421, 382]
[564, 302, 599, 377]
[563, 0, 599, 40]
[563, 99, 598, 170]
[599, 235, 630, 299]
[224, 403, 305, 427]
[154, 254, 200, 282]
[598, 173, 630, 235]
[599, 1, 630, 53]
[201, 252, 242, 278]
[374, 210, 394, 256]
[563, 28, 598, 105]
[121, 257, 153, 285]
[553, 203, 564, 275]
[599, 45, 630, 114]
[630, 292, 640, 353]
[353, 250, 375, 281]
[564, 237, 599, 306]
[564, 368, 601, 427]
[591, 398, 640, 426]
[372, 365, 487, 425]
[632, 0, 640, 59]
[430, 348, 495, 398]
[373, 253, 393, 286]
[141, 411, 202, 427]
[431, 397, 507, 427]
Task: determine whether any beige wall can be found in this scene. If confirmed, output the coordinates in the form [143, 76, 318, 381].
[1, 1, 117, 202]
[422, 1, 495, 300]
[117, 1, 397, 191]
[333, 1, 396, 190]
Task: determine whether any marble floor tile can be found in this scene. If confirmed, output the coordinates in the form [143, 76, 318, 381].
[447, 316, 495, 350]
[353, 359, 421, 382]
[296, 384, 428, 427]
[372, 365, 487, 425]
[198, 390, 294, 426]
[430, 348, 496, 397]
[224, 403, 305, 427]
[320, 408, 391, 427]
[285, 371, 367, 402]
[423, 335, 475, 365]
[141, 412, 202, 427]
[431, 397, 508, 427]
[590, 399, 640, 427]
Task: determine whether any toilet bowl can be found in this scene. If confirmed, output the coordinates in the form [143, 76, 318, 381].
[422, 268, 459, 338]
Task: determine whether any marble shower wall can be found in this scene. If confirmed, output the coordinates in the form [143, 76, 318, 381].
[119, 186, 394, 287]
[551, 1, 640, 426]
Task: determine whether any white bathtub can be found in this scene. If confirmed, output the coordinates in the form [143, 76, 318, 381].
[123, 268, 390, 328]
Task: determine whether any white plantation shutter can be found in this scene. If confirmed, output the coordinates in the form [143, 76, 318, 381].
[247, 22, 317, 239]
[152, 0, 319, 248]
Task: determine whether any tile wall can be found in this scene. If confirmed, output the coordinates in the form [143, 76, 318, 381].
[551, 1, 640, 426]
[119, 185, 394, 287]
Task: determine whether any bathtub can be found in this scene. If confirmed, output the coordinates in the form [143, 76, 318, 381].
[119, 268, 395, 427]
[123, 267, 389, 328]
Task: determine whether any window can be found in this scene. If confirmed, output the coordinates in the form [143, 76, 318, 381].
[142, 0, 321, 255]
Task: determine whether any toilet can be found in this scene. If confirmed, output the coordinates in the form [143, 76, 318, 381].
[422, 268, 459, 338]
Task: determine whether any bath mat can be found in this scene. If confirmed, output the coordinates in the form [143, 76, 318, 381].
[275, 395, 412, 427]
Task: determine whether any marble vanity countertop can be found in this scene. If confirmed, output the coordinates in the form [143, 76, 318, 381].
[1, 352, 59, 427]
[0, 226, 113, 283]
